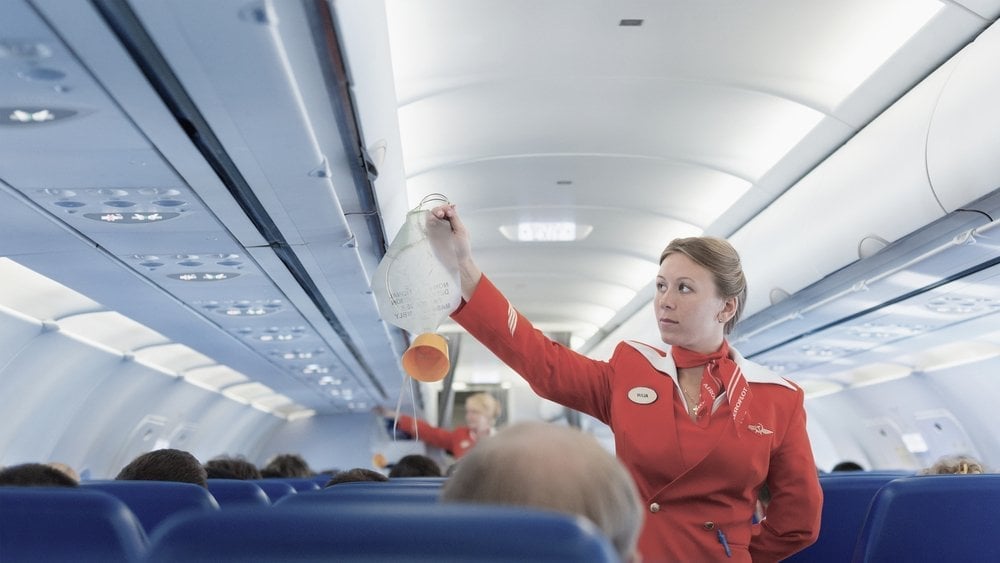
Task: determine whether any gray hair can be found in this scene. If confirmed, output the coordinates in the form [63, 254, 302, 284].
[441, 422, 642, 560]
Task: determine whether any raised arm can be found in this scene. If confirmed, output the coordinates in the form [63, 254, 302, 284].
[431, 204, 482, 301]
[376, 406, 458, 452]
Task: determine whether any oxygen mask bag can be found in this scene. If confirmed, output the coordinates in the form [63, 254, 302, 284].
[371, 195, 461, 382]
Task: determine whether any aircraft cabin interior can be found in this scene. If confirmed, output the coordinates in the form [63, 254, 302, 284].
[2, 3, 1000, 556]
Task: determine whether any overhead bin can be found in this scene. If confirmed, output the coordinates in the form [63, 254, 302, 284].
[927, 20, 1000, 211]
[732, 17, 1000, 317]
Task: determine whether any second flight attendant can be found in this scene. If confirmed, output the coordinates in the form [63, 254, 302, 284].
[377, 392, 501, 460]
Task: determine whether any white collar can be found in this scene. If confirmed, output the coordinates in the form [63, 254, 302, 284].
[624, 340, 796, 389]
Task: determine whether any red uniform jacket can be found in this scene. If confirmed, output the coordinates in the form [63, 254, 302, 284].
[453, 276, 822, 563]
[395, 415, 480, 459]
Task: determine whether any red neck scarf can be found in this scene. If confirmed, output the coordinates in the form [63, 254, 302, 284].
[671, 340, 752, 432]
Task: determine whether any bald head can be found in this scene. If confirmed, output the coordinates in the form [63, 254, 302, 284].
[442, 422, 642, 561]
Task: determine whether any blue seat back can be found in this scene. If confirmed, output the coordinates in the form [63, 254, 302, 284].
[783, 473, 903, 563]
[311, 473, 336, 487]
[0, 487, 148, 562]
[262, 477, 321, 492]
[275, 482, 440, 508]
[206, 479, 270, 509]
[821, 470, 912, 478]
[82, 480, 220, 535]
[389, 477, 447, 485]
[327, 480, 442, 491]
[852, 474, 1000, 562]
[146, 503, 618, 562]
[249, 479, 297, 503]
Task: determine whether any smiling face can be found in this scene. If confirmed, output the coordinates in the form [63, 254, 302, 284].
[653, 252, 736, 353]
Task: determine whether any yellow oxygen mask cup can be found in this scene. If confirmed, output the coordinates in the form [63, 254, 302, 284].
[371, 195, 461, 382]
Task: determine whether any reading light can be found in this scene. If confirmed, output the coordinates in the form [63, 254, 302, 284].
[1, 107, 79, 125]
[86, 212, 180, 223]
[499, 222, 593, 242]
[277, 350, 319, 360]
[216, 300, 282, 316]
[10, 109, 54, 122]
[168, 272, 240, 282]
[33, 189, 190, 221]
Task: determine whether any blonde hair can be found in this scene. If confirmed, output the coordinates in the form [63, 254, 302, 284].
[660, 236, 747, 335]
[442, 422, 642, 561]
[464, 392, 501, 420]
[919, 454, 986, 475]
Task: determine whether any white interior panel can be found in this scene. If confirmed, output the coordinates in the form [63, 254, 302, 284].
[927, 19, 1000, 211]
[732, 60, 956, 316]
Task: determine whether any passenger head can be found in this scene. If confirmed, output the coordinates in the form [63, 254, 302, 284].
[388, 454, 443, 478]
[463, 392, 501, 433]
[115, 448, 208, 488]
[262, 453, 313, 478]
[324, 468, 389, 487]
[46, 462, 80, 483]
[831, 460, 864, 472]
[659, 237, 746, 336]
[919, 454, 986, 475]
[0, 462, 79, 487]
[204, 456, 262, 480]
[442, 421, 642, 561]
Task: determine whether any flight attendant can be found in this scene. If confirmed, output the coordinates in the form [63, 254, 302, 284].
[431, 204, 822, 562]
[377, 392, 501, 460]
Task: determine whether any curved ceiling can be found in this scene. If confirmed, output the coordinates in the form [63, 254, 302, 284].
[2, 0, 999, 413]
[353, 0, 1000, 365]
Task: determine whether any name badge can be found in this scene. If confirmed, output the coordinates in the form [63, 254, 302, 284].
[628, 386, 657, 405]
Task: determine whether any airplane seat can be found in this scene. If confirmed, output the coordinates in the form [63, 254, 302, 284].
[851, 474, 1000, 562]
[145, 502, 619, 561]
[81, 480, 220, 536]
[274, 482, 441, 508]
[782, 473, 905, 563]
[328, 480, 443, 490]
[267, 477, 321, 492]
[311, 474, 336, 487]
[820, 470, 913, 478]
[205, 479, 271, 509]
[388, 477, 447, 485]
[249, 479, 298, 503]
[0, 487, 148, 562]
